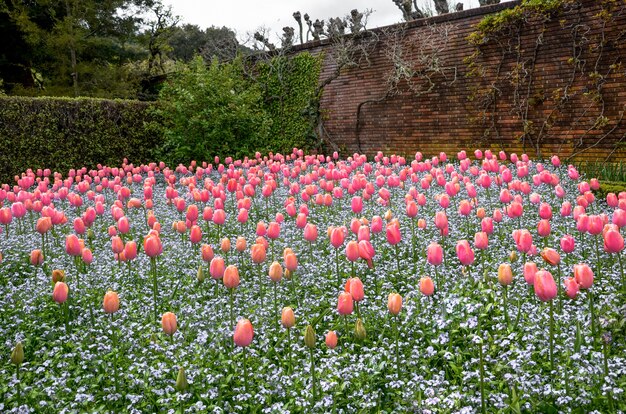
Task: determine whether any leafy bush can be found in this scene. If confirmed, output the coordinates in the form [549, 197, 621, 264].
[156, 52, 321, 164]
[156, 57, 270, 164]
[0, 96, 162, 183]
[257, 53, 322, 151]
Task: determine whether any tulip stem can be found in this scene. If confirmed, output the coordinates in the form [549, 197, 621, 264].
[335, 248, 340, 288]
[243, 346, 248, 395]
[618, 252, 625, 294]
[229, 288, 235, 329]
[589, 289, 596, 343]
[503, 284, 509, 326]
[287, 328, 292, 374]
[151, 257, 158, 325]
[556, 263, 562, 312]
[310, 348, 316, 405]
[111, 314, 119, 397]
[394, 315, 400, 380]
[478, 338, 486, 414]
[16, 364, 20, 407]
[549, 300, 555, 371]
[394, 245, 400, 290]
[273, 283, 278, 326]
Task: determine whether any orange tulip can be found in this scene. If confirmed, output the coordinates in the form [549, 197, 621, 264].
[52, 281, 69, 303]
[419, 277, 435, 296]
[387, 293, 402, 315]
[284, 252, 298, 272]
[51, 269, 65, 284]
[223, 265, 240, 289]
[281, 307, 295, 329]
[30, 249, 44, 266]
[220, 237, 231, 252]
[268, 261, 283, 282]
[337, 292, 354, 315]
[103, 291, 120, 314]
[540, 248, 561, 266]
[161, 312, 177, 336]
[250, 243, 266, 264]
[497, 263, 513, 286]
[233, 318, 254, 347]
[325, 330, 338, 349]
[235, 236, 247, 252]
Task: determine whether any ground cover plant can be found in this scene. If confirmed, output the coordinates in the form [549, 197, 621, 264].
[1, 149, 625, 413]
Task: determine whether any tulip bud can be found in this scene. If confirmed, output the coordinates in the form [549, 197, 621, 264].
[176, 367, 188, 392]
[51, 269, 66, 284]
[196, 265, 204, 282]
[354, 318, 367, 340]
[304, 325, 316, 349]
[509, 251, 518, 262]
[11, 342, 24, 366]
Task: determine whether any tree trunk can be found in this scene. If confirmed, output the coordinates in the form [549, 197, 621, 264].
[64, 0, 78, 96]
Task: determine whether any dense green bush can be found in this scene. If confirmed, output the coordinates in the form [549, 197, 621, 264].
[156, 53, 321, 164]
[0, 96, 162, 183]
[257, 53, 322, 151]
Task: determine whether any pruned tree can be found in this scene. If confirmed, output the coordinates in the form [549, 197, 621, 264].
[281, 27, 295, 50]
[293, 12, 303, 44]
[392, 0, 425, 21]
[434, 0, 449, 15]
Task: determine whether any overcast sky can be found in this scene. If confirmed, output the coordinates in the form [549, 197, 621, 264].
[163, 0, 512, 45]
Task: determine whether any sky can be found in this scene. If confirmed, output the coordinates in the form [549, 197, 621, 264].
[163, 0, 511, 45]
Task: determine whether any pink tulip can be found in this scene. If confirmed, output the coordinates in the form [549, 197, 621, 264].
[456, 240, 475, 266]
[358, 240, 375, 268]
[573, 263, 594, 289]
[386, 222, 401, 245]
[233, 319, 254, 347]
[560, 235, 575, 253]
[604, 229, 624, 253]
[534, 270, 557, 301]
[337, 291, 354, 315]
[474, 232, 489, 250]
[523, 262, 538, 285]
[564, 277, 579, 299]
[53, 281, 69, 303]
[303, 223, 318, 242]
[427, 242, 443, 266]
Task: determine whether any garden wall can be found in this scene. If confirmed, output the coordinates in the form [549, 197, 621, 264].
[296, 0, 626, 161]
[0, 97, 162, 183]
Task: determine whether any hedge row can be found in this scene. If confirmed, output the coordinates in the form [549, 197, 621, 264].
[0, 96, 162, 183]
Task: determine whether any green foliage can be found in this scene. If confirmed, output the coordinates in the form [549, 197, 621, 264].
[595, 180, 626, 200]
[468, 0, 566, 45]
[578, 161, 626, 182]
[0, 96, 162, 183]
[157, 52, 322, 164]
[156, 56, 270, 164]
[257, 53, 322, 151]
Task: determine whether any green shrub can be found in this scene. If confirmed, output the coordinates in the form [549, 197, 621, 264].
[257, 53, 322, 151]
[595, 180, 626, 200]
[156, 52, 322, 164]
[0, 96, 162, 183]
[156, 57, 271, 164]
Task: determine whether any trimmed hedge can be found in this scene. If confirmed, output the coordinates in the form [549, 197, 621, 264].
[0, 96, 162, 183]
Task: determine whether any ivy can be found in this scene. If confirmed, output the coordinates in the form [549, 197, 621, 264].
[257, 52, 322, 151]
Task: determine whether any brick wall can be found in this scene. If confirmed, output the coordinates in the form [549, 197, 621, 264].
[292, 0, 626, 161]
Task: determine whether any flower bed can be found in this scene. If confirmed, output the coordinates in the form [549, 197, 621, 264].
[1, 149, 625, 413]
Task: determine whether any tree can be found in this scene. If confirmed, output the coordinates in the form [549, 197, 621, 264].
[1, 0, 157, 97]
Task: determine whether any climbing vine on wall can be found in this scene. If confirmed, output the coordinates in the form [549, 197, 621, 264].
[465, 0, 626, 160]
